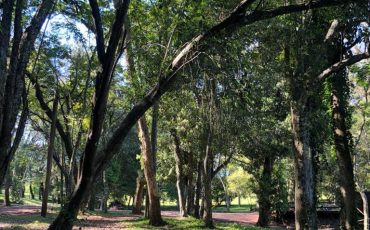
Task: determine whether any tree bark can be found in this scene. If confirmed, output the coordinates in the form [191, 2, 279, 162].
[194, 161, 202, 218]
[171, 129, 187, 217]
[330, 58, 357, 230]
[0, 0, 54, 186]
[88, 193, 96, 211]
[360, 192, 368, 230]
[290, 102, 318, 230]
[285, 39, 318, 229]
[138, 117, 164, 226]
[186, 152, 195, 216]
[256, 156, 273, 227]
[30, 183, 35, 199]
[4, 171, 11, 206]
[132, 171, 145, 214]
[101, 171, 108, 213]
[203, 131, 214, 228]
[41, 92, 58, 217]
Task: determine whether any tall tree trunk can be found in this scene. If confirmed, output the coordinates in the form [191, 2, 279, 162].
[285, 41, 318, 229]
[171, 129, 187, 217]
[88, 192, 96, 211]
[256, 156, 274, 227]
[186, 152, 195, 216]
[101, 171, 108, 213]
[238, 193, 241, 207]
[144, 191, 149, 218]
[39, 182, 43, 200]
[0, 0, 54, 186]
[360, 192, 368, 230]
[203, 131, 213, 228]
[193, 161, 202, 218]
[41, 92, 58, 217]
[138, 117, 164, 226]
[330, 62, 357, 230]
[30, 183, 35, 199]
[4, 171, 11, 206]
[60, 168, 63, 205]
[291, 103, 318, 230]
[132, 171, 145, 214]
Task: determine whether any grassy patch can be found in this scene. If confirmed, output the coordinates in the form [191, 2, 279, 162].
[0, 213, 55, 229]
[213, 205, 256, 213]
[126, 217, 265, 230]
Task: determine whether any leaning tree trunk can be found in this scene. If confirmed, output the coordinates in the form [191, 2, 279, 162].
[132, 171, 145, 214]
[0, 0, 54, 186]
[256, 156, 274, 227]
[138, 117, 164, 226]
[330, 57, 357, 229]
[41, 92, 58, 217]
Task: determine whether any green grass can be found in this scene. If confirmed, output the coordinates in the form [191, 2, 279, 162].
[126, 217, 266, 230]
[0, 190, 60, 208]
[0, 213, 56, 229]
[213, 205, 256, 213]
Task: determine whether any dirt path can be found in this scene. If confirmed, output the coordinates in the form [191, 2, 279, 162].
[0, 204, 138, 229]
[0, 205, 259, 229]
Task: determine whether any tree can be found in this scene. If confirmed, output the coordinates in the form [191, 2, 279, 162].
[0, 0, 54, 186]
[48, 0, 367, 228]
[41, 90, 58, 217]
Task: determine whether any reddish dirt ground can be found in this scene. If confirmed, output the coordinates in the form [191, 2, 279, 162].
[0, 205, 259, 229]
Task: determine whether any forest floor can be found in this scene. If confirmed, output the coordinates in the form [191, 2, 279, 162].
[0, 204, 263, 229]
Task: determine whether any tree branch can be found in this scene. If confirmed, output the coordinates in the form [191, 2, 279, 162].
[88, 0, 106, 64]
[318, 52, 370, 81]
[93, 0, 359, 176]
[28, 74, 74, 158]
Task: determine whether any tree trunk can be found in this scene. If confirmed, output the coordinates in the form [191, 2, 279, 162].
[30, 183, 35, 199]
[0, 0, 54, 186]
[21, 185, 25, 198]
[285, 41, 318, 229]
[144, 191, 149, 218]
[203, 131, 213, 228]
[4, 171, 11, 206]
[291, 103, 318, 230]
[194, 161, 202, 218]
[39, 182, 43, 200]
[138, 117, 164, 226]
[238, 193, 241, 207]
[186, 152, 195, 216]
[330, 63, 357, 230]
[360, 192, 368, 230]
[101, 171, 108, 213]
[256, 156, 273, 227]
[132, 171, 145, 214]
[88, 193, 96, 211]
[171, 129, 187, 217]
[41, 92, 58, 217]
[60, 168, 63, 205]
